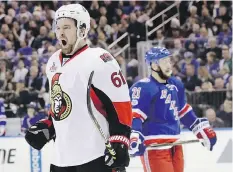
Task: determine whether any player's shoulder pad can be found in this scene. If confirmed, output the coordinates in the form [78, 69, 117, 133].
[168, 76, 185, 91]
[49, 49, 61, 61]
[130, 77, 154, 92]
[89, 47, 114, 63]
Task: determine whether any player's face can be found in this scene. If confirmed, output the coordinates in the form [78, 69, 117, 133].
[54, 95, 62, 114]
[56, 18, 77, 54]
[158, 56, 173, 77]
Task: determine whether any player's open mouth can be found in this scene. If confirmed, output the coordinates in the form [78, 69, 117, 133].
[62, 40, 67, 46]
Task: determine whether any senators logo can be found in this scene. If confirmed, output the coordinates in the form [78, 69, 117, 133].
[49, 73, 72, 121]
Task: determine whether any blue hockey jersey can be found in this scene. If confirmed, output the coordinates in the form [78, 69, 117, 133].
[129, 76, 193, 146]
[0, 100, 6, 136]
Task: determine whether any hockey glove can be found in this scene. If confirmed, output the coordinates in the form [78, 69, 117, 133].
[129, 131, 145, 156]
[190, 118, 217, 151]
[105, 135, 130, 169]
[25, 119, 55, 150]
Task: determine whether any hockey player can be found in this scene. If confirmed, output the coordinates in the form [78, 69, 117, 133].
[0, 99, 6, 136]
[129, 47, 217, 172]
[25, 4, 132, 172]
[21, 102, 47, 134]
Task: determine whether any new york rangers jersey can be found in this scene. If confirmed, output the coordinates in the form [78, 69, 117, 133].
[46, 45, 132, 166]
[130, 76, 192, 146]
[0, 100, 6, 136]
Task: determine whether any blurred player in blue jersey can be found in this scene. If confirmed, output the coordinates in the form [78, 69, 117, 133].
[129, 47, 217, 172]
[0, 99, 6, 136]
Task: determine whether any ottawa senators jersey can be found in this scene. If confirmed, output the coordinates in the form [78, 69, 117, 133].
[46, 45, 132, 166]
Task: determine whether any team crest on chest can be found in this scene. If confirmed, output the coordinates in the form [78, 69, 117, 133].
[49, 73, 72, 121]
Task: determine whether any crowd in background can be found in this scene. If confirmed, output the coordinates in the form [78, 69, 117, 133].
[0, 1, 232, 136]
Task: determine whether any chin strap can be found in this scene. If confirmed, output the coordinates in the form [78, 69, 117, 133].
[151, 67, 169, 81]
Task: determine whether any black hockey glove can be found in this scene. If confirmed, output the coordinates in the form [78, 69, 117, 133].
[25, 118, 55, 150]
[105, 135, 130, 169]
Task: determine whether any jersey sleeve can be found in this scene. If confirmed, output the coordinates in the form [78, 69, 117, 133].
[91, 51, 132, 138]
[129, 82, 151, 123]
[0, 102, 6, 126]
[21, 116, 28, 133]
[177, 81, 192, 118]
[176, 79, 197, 127]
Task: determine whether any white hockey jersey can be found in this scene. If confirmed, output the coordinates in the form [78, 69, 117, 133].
[46, 45, 132, 166]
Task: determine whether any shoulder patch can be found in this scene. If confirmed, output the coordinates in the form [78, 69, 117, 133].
[140, 78, 150, 83]
[100, 53, 114, 62]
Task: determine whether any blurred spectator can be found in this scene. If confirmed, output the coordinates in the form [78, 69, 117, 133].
[15, 80, 30, 110]
[184, 40, 198, 57]
[25, 65, 42, 92]
[113, 8, 124, 23]
[218, 22, 232, 46]
[200, 81, 214, 91]
[205, 108, 225, 128]
[205, 52, 219, 78]
[189, 23, 200, 39]
[204, 37, 222, 59]
[0, 60, 7, 85]
[218, 5, 231, 23]
[17, 40, 32, 57]
[32, 26, 51, 49]
[90, 31, 109, 50]
[4, 41, 15, 58]
[182, 64, 202, 91]
[182, 6, 200, 36]
[13, 59, 28, 83]
[181, 51, 199, 75]
[98, 16, 112, 38]
[0, 99, 6, 136]
[16, 4, 32, 22]
[217, 99, 232, 127]
[171, 39, 184, 56]
[172, 64, 185, 81]
[198, 66, 213, 84]
[212, 17, 223, 35]
[214, 77, 225, 89]
[200, 7, 213, 28]
[38, 63, 49, 108]
[21, 102, 46, 133]
[154, 29, 165, 47]
[127, 12, 145, 47]
[219, 64, 231, 87]
[26, 30, 36, 47]
[106, 23, 119, 44]
[219, 45, 232, 74]
[89, 1, 100, 21]
[137, 8, 150, 24]
[12, 21, 27, 47]
[226, 76, 232, 100]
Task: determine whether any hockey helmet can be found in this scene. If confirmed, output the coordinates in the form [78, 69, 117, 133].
[54, 4, 90, 54]
[145, 47, 171, 65]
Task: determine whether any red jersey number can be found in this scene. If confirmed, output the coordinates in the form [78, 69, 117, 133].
[111, 71, 126, 87]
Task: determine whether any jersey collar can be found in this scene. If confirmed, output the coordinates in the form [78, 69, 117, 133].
[150, 75, 168, 85]
[59, 44, 88, 66]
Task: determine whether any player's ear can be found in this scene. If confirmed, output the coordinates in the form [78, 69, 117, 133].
[151, 62, 159, 71]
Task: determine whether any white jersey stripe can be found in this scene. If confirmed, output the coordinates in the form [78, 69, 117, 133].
[132, 108, 147, 120]
[144, 134, 181, 140]
[144, 149, 152, 172]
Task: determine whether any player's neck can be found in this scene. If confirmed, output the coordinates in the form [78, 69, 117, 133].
[75, 40, 87, 51]
[151, 72, 167, 83]
[67, 40, 87, 55]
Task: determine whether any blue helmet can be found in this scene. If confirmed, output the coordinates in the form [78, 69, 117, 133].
[145, 47, 171, 64]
